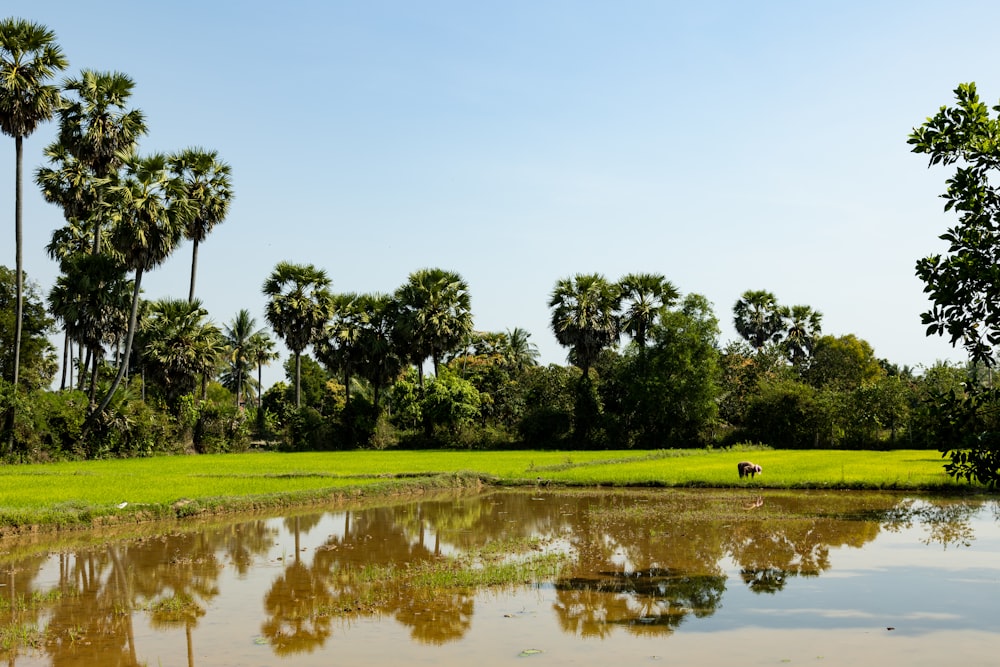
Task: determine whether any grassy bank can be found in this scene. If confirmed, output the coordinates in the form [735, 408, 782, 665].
[0, 448, 979, 531]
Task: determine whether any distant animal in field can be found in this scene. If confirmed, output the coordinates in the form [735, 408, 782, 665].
[737, 461, 762, 478]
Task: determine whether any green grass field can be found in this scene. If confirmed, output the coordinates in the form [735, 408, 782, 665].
[0, 448, 979, 531]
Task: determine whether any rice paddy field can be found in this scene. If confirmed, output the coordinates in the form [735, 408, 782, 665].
[0, 448, 980, 531]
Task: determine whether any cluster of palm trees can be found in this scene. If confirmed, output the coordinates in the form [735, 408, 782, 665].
[1, 18, 245, 435]
[732, 289, 823, 363]
[548, 272, 682, 378]
[263, 264, 496, 420]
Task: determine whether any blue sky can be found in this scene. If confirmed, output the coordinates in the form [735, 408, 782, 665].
[3, 1, 993, 390]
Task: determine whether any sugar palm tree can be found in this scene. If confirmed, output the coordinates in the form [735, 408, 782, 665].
[549, 273, 620, 380]
[138, 298, 223, 408]
[169, 148, 233, 302]
[782, 304, 823, 366]
[56, 69, 146, 253]
[733, 289, 785, 352]
[48, 253, 131, 398]
[263, 262, 333, 408]
[0, 18, 67, 396]
[394, 268, 473, 386]
[94, 153, 192, 416]
[618, 273, 679, 351]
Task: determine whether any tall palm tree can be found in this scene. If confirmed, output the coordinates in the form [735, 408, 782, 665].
[223, 309, 264, 408]
[394, 268, 473, 386]
[262, 262, 333, 408]
[56, 69, 146, 254]
[618, 272, 679, 352]
[94, 153, 192, 416]
[246, 330, 278, 408]
[169, 148, 233, 303]
[733, 289, 785, 352]
[549, 273, 620, 380]
[0, 18, 67, 395]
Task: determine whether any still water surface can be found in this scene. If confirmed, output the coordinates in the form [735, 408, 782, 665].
[1, 489, 998, 666]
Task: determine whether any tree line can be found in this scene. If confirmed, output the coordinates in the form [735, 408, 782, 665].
[2, 18, 996, 480]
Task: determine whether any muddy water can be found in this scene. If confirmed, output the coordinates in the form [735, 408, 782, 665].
[0, 489, 998, 666]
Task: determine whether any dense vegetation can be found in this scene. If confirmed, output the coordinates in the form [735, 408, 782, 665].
[2, 19, 1000, 487]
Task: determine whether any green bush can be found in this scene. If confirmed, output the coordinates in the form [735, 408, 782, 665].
[194, 402, 251, 454]
[284, 406, 332, 451]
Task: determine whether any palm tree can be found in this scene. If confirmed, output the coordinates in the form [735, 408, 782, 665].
[394, 268, 473, 386]
[782, 304, 823, 366]
[138, 298, 223, 408]
[56, 69, 146, 253]
[354, 293, 405, 414]
[733, 289, 785, 352]
[0, 18, 67, 396]
[504, 327, 539, 374]
[94, 153, 191, 416]
[169, 148, 233, 302]
[47, 253, 131, 398]
[246, 330, 278, 408]
[315, 293, 366, 404]
[618, 273, 679, 351]
[549, 273, 620, 380]
[223, 309, 263, 407]
[36, 142, 112, 254]
[262, 262, 333, 408]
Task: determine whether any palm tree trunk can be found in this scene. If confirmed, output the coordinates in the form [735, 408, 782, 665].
[78, 345, 90, 391]
[61, 331, 69, 390]
[256, 361, 263, 408]
[294, 351, 302, 408]
[96, 269, 144, 415]
[6, 136, 25, 454]
[88, 345, 100, 404]
[188, 238, 199, 303]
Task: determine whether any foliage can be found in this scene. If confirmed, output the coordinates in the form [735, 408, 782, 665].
[263, 261, 333, 408]
[909, 81, 1000, 484]
[169, 147, 233, 302]
[804, 334, 883, 391]
[517, 365, 579, 447]
[285, 406, 332, 452]
[137, 298, 224, 410]
[743, 378, 819, 449]
[192, 401, 251, 454]
[0, 267, 57, 391]
[393, 268, 473, 382]
[613, 293, 722, 448]
[0, 17, 68, 398]
[549, 273, 620, 379]
[261, 381, 293, 425]
[420, 369, 481, 439]
[733, 290, 784, 350]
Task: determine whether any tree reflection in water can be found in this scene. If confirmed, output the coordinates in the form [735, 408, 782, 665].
[0, 490, 993, 664]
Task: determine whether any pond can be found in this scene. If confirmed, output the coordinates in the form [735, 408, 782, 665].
[0, 489, 997, 666]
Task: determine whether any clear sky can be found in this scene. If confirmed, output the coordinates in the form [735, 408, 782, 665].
[2, 1, 993, 390]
